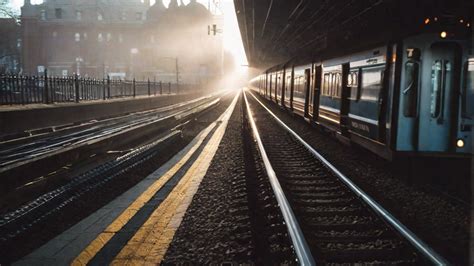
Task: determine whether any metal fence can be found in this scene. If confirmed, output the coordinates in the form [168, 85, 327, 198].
[0, 71, 183, 105]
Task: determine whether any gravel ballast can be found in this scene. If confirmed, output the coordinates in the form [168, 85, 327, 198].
[163, 93, 296, 264]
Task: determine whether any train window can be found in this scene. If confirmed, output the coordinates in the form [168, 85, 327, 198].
[329, 74, 334, 96]
[463, 60, 474, 118]
[348, 71, 358, 87]
[348, 70, 359, 100]
[323, 73, 330, 96]
[285, 73, 292, 100]
[360, 66, 383, 102]
[322, 72, 342, 98]
[430, 60, 443, 118]
[296, 75, 306, 101]
[403, 61, 419, 117]
[335, 72, 341, 98]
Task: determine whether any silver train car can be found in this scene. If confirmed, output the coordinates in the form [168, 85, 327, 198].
[250, 26, 473, 160]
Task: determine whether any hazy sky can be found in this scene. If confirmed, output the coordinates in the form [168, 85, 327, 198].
[8, 0, 248, 66]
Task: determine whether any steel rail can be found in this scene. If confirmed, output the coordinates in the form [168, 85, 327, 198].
[246, 89, 448, 266]
[0, 97, 220, 169]
[243, 91, 315, 266]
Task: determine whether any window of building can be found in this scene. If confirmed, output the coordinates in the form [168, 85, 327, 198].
[83, 32, 88, 39]
[98, 33, 103, 42]
[52, 31, 58, 37]
[136, 12, 143, 20]
[97, 12, 103, 21]
[16, 38, 21, 48]
[150, 35, 155, 43]
[55, 8, 62, 19]
[118, 34, 123, 43]
[107, 33, 112, 42]
[121, 11, 127, 20]
[75, 33, 81, 42]
[76, 10, 82, 20]
[40, 10, 46, 20]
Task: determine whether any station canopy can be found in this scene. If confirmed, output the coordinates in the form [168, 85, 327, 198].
[234, 0, 473, 69]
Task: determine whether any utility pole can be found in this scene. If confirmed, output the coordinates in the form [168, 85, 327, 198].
[175, 57, 179, 94]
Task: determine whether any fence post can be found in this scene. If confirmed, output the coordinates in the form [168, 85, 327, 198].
[74, 74, 80, 103]
[147, 78, 151, 96]
[102, 78, 106, 100]
[43, 69, 49, 104]
[107, 75, 111, 99]
[133, 78, 136, 98]
[153, 77, 156, 96]
[160, 81, 163, 95]
[168, 82, 171, 94]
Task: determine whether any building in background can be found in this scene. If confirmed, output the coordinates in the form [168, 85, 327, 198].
[0, 18, 20, 74]
[20, 0, 223, 86]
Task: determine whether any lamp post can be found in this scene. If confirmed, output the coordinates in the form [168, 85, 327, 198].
[75, 57, 83, 76]
[158, 57, 180, 94]
[130, 48, 139, 79]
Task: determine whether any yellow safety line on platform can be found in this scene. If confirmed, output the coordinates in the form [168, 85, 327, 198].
[72, 92, 239, 265]
[111, 92, 239, 264]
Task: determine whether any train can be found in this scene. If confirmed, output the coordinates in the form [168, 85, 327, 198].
[249, 18, 473, 160]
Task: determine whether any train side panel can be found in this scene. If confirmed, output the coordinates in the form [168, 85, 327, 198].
[396, 33, 471, 154]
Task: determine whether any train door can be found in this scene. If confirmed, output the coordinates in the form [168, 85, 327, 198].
[275, 73, 279, 104]
[418, 42, 461, 152]
[269, 74, 273, 100]
[304, 68, 311, 117]
[312, 65, 322, 119]
[265, 73, 268, 97]
[282, 69, 286, 106]
[340, 63, 350, 135]
[308, 66, 315, 117]
[290, 66, 295, 110]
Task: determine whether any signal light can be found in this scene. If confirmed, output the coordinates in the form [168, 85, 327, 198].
[424, 18, 430, 25]
[440, 31, 447, 39]
[456, 139, 465, 148]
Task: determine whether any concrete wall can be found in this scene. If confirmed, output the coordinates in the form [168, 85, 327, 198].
[0, 93, 203, 137]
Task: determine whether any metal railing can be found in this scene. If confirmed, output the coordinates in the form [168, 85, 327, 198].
[0, 70, 185, 105]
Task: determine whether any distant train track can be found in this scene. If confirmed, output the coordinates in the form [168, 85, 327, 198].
[0, 95, 219, 170]
[244, 90, 447, 265]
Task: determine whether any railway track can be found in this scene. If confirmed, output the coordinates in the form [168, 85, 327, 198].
[0, 94, 219, 169]
[0, 130, 180, 242]
[243, 90, 447, 265]
[0, 94, 222, 197]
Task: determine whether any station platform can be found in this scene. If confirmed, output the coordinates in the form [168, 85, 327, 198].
[14, 92, 240, 265]
[0, 92, 205, 139]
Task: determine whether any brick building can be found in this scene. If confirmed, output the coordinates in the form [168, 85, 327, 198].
[20, 0, 223, 84]
[0, 18, 20, 74]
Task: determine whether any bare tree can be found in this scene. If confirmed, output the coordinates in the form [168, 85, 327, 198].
[0, 0, 18, 21]
[0, 1, 20, 74]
